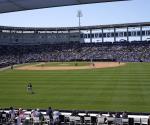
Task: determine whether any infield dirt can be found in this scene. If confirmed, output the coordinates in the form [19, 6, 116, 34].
[15, 62, 125, 71]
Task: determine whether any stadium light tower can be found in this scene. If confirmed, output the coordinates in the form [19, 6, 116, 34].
[77, 10, 83, 27]
[77, 10, 83, 43]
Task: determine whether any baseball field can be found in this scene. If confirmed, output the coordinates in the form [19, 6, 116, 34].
[0, 62, 150, 112]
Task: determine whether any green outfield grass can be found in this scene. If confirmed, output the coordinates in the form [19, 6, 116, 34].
[0, 62, 150, 112]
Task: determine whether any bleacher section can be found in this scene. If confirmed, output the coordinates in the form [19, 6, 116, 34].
[0, 41, 150, 68]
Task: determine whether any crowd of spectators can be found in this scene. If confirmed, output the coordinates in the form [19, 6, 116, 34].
[0, 106, 130, 125]
[0, 41, 150, 68]
[1, 107, 150, 125]
[0, 106, 61, 125]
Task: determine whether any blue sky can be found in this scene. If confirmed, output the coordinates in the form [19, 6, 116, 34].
[0, 0, 149, 27]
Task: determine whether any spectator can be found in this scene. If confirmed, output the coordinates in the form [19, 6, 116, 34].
[53, 111, 61, 125]
[46, 107, 53, 121]
[9, 107, 16, 122]
[115, 112, 120, 118]
[122, 111, 128, 118]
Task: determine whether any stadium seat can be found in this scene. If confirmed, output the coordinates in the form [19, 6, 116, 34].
[69, 116, 75, 122]
[114, 118, 123, 125]
[107, 117, 115, 125]
[141, 118, 148, 125]
[43, 115, 50, 124]
[1, 113, 9, 124]
[84, 116, 92, 125]
[97, 117, 105, 124]
[122, 118, 129, 125]
[62, 115, 69, 124]
[74, 116, 82, 125]
[128, 118, 134, 125]
[134, 118, 141, 125]
[91, 116, 97, 124]
[69, 116, 81, 125]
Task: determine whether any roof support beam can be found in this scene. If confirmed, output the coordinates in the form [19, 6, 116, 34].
[0, 0, 128, 13]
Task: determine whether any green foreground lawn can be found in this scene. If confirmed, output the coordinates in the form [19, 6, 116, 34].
[0, 62, 150, 112]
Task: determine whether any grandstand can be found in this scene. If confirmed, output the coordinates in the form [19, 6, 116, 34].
[0, 22, 150, 45]
[0, 22, 150, 67]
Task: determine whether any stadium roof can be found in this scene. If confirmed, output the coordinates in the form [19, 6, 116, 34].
[0, 0, 128, 13]
[0, 22, 150, 31]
